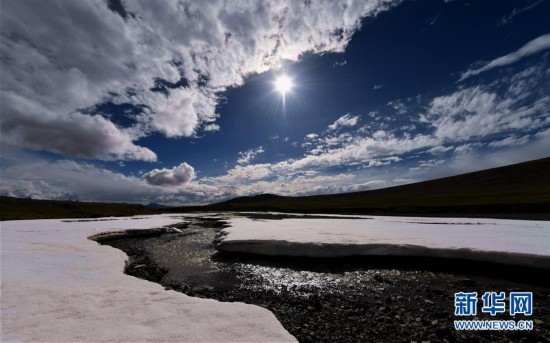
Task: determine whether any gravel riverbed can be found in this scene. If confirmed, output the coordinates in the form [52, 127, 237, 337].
[99, 216, 550, 343]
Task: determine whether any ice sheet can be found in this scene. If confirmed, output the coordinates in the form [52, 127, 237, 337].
[218, 215, 550, 268]
[1, 215, 296, 342]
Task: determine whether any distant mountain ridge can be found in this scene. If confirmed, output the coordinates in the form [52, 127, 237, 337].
[173, 157, 550, 220]
[2, 158, 549, 221]
[0, 197, 152, 221]
[219, 193, 285, 204]
[146, 202, 173, 209]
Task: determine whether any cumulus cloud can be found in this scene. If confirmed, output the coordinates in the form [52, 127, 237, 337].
[387, 100, 408, 114]
[201, 59, 550, 199]
[207, 163, 273, 184]
[149, 88, 218, 138]
[211, 132, 428, 191]
[0, 158, 157, 202]
[1, 0, 398, 161]
[5, 128, 550, 204]
[142, 162, 195, 186]
[203, 167, 388, 198]
[0, 91, 156, 161]
[4, 127, 550, 204]
[3, 0, 548, 203]
[328, 113, 360, 130]
[0, 155, 222, 204]
[284, 133, 433, 171]
[459, 33, 550, 81]
[152, 59, 550, 200]
[203, 123, 221, 132]
[427, 63, 550, 142]
[237, 146, 265, 165]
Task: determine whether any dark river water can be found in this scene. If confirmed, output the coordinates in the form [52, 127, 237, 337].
[100, 215, 550, 343]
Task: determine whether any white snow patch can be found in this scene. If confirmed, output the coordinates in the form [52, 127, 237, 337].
[1, 214, 296, 342]
[218, 216, 550, 269]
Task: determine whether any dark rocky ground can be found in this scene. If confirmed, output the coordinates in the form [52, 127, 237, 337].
[97, 216, 550, 343]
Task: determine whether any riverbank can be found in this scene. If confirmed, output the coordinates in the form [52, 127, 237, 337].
[100, 215, 550, 343]
[1, 215, 295, 342]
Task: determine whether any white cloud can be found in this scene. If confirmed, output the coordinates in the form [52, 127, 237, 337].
[0, 155, 223, 204]
[373, 84, 384, 90]
[333, 60, 347, 67]
[427, 145, 454, 154]
[416, 159, 445, 169]
[204, 123, 221, 132]
[203, 167, 388, 198]
[143, 163, 195, 186]
[416, 133, 550, 181]
[426, 63, 550, 142]
[460, 33, 550, 81]
[0, 158, 156, 202]
[488, 135, 530, 148]
[274, 132, 433, 173]
[0, 0, 399, 160]
[200, 61, 550, 200]
[387, 100, 408, 114]
[454, 143, 484, 154]
[328, 113, 360, 130]
[149, 87, 218, 138]
[237, 146, 265, 165]
[4, 126, 550, 204]
[393, 177, 415, 184]
[499, 0, 547, 26]
[234, 164, 273, 181]
[0, 91, 157, 161]
[3, 0, 548, 203]
[400, 124, 416, 132]
[428, 13, 440, 26]
[200, 59, 550, 200]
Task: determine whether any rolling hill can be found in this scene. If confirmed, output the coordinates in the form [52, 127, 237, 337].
[2, 158, 549, 221]
[0, 197, 152, 221]
[177, 157, 550, 219]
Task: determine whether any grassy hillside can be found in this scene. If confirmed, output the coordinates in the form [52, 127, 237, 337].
[191, 157, 550, 219]
[0, 197, 152, 221]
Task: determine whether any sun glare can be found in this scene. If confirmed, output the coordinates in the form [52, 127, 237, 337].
[275, 75, 293, 94]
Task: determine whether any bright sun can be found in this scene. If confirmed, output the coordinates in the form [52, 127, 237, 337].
[275, 75, 293, 94]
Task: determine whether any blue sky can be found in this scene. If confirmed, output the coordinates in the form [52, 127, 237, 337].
[1, 0, 549, 204]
